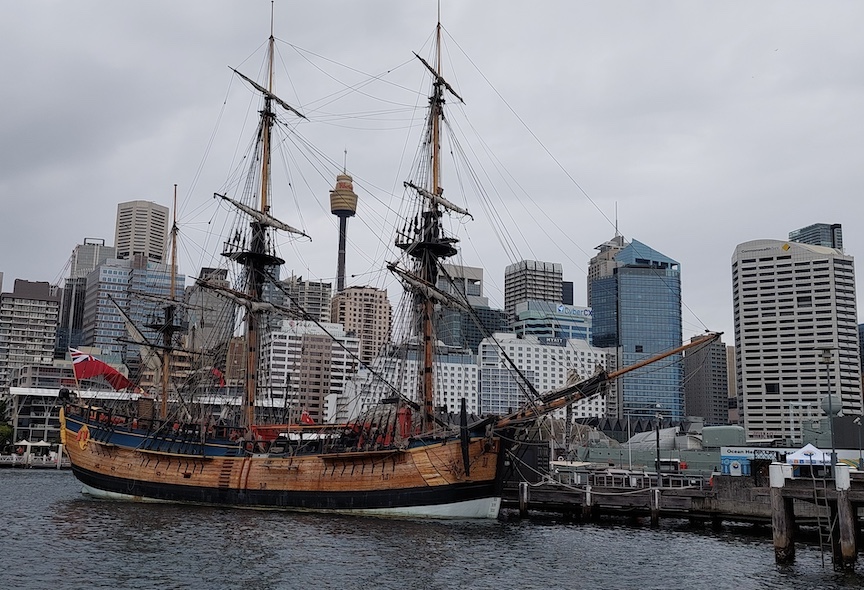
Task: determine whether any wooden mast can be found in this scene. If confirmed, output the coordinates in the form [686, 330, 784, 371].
[393, 15, 464, 433]
[420, 21, 445, 432]
[243, 15, 277, 432]
[494, 332, 724, 428]
[261, 9, 274, 214]
[159, 185, 179, 419]
[219, 5, 303, 433]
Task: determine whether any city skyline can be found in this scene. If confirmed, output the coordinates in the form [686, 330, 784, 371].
[2, 3, 864, 346]
[1, 204, 857, 349]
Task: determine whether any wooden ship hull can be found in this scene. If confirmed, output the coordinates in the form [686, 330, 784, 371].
[60, 408, 503, 519]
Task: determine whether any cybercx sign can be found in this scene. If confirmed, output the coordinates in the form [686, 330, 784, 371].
[556, 305, 592, 317]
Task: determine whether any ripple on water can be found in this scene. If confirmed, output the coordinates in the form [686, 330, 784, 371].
[2, 470, 863, 590]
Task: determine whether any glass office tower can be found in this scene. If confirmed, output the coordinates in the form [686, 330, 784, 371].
[589, 238, 683, 420]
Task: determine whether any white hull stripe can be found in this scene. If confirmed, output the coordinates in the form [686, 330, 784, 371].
[80, 484, 502, 519]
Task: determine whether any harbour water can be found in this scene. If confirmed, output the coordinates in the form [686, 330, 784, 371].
[3, 470, 863, 589]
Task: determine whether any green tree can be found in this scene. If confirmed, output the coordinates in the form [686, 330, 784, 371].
[0, 423, 12, 450]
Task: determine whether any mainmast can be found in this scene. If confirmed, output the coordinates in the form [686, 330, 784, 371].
[221, 27, 285, 432]
[243, 29, 278, 431]
[396, 21, 466, 433]
[220, 11, 307, 432]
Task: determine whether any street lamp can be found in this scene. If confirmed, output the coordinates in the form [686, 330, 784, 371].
[819, 347, 837, 473]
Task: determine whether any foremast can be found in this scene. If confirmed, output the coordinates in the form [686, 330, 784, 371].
[394, 22, 467, 433]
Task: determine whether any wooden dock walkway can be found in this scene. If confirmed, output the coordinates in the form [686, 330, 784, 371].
[501, 469, 817, 524]
[503, 464, 864, 570]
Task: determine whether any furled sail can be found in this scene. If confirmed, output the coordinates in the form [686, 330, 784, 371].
[214, 192, 310, 238]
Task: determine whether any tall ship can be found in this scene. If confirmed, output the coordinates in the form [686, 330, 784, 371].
[59, 17, 720, 518]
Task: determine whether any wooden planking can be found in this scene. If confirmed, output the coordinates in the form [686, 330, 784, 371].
[64, 424, 500, 496]
[410, 447, 448, 486]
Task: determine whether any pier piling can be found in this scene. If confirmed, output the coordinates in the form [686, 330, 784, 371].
[650, 488, 660, 527]
[582, 484, 593, 521]
[770, 463, 795, 564]
[834, 465, 857, 569]
[518, 481, 529, 518]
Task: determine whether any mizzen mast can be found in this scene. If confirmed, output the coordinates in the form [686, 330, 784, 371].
[162, 186, 179, 418]
[146, 184, 183, 419]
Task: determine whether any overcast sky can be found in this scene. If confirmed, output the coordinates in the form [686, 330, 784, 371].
[2, 1, 863, 344]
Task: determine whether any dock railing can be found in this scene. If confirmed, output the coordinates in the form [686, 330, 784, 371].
[551, 467, 710, 490]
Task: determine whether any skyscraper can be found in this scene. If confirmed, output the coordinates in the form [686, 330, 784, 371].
[281, 275, 332, 322]
[789, 223, 843, 251]
[55, 238, 115, 357]
[683, 335, 729, 426]
[185, 267, 235, 356]
[503, 260, 563, 322]
[726, 345, 739, 424]
[114, 200, 169, 263]
[81, 255, 185, 379]
[330, 286, 391, 367]
[434, 264, 508, 352]
[732, 239, 861, 441]
[81, 257, 131, 360]
[0, 280, 60, 391]
[126, 255, 186, 378]
[588, 237, 683, 420]
[586, 235, 626, 307]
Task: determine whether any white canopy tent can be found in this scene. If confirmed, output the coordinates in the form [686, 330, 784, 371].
[786, 443, 832, 466]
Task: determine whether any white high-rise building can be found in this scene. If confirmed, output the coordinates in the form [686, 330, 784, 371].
[281, 275, 332, 322]
[259, 320, 360, 424]
[0, 280, 60, 391]
[732, 239, 861, 441]
[478, 333, 606, 419]
[337, 346, 479, 423]
[114, 200, 169, 263]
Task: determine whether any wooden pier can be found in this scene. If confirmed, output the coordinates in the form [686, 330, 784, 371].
[503, 464, 864, 569]
[502, 471, 722, 526]
[768, 462, 864, 569]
